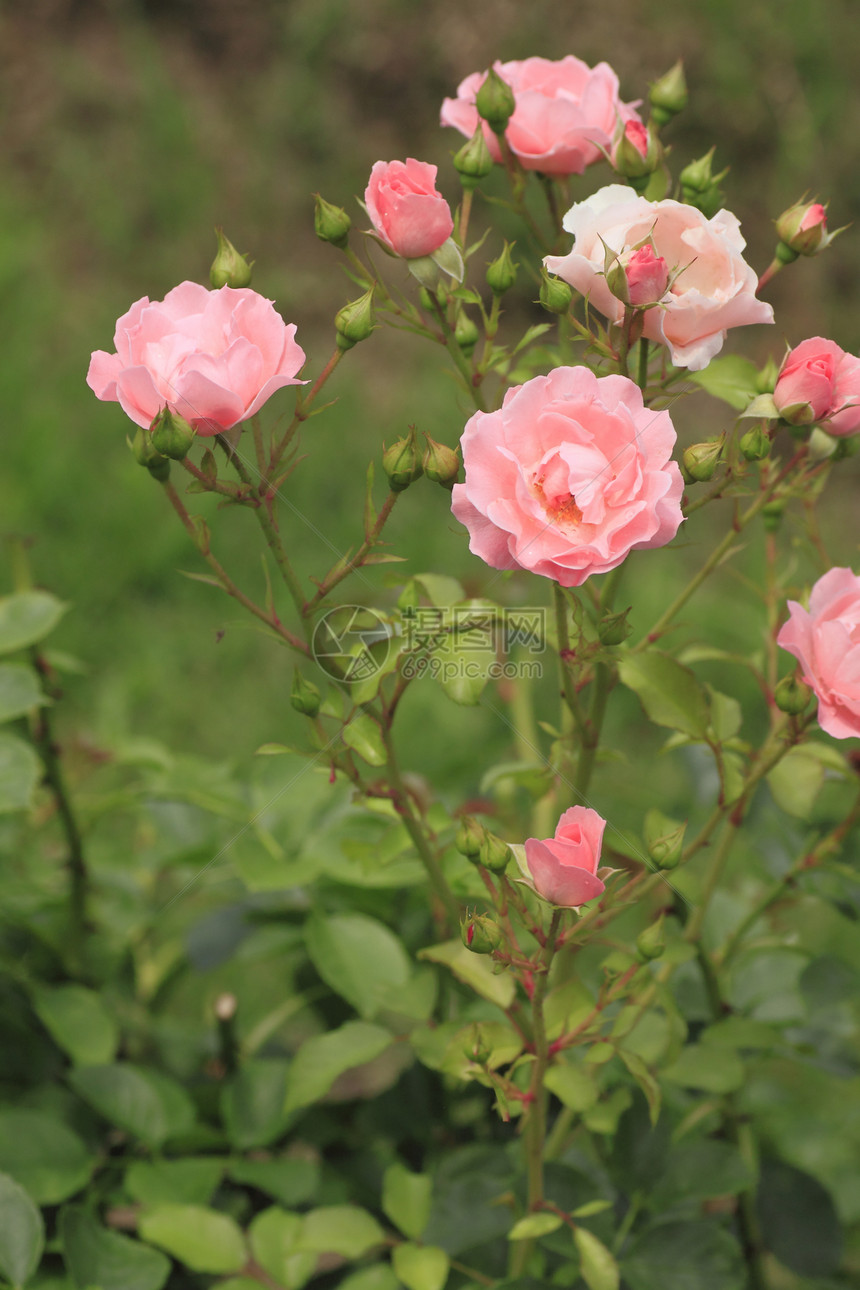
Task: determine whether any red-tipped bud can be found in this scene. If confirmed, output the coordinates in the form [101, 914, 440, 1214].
[460, 911, 505, 954]
[775, 199, 834, 260]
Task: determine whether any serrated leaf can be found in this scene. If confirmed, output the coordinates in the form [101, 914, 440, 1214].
[138, 1205, 246, 1274]
[283, 1022, 393, 1115]
[618, 651, 710, 739]
[0, 591, 67, 655]
[391, 1242, 450, 1290]
[574, 1226, 619, 1290]
[382, 1164, 432, 1240]
[0, 1172, 44, 1288]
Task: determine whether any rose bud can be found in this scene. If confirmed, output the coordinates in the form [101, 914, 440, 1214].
[455, 310, 480, 355]
[335, 288, 376, 350]
[649, 60, 688, 125]
[539, 270, 572, 315]
[461, 911, 505, 954]
[452, 125, 494, 189]
[314, 194, 352, 248]
[624, 245, 670, 307]
[455, 814, 487, 859]
[475, 66, 516, 134]
[772, 338, 860, 435]
[463, 1022, 492, 1065]
[643, 809, 686, 870]
[611, 121, 662, 187]
[486, 242, 518, 296]
[523, 807, 606, 907]
[739, 426, 772, 462]
[423, 434, 460, 490]
[478, 830, 512, 875]
[382, 427, 423, 492]
[597, 606, 633, 646]
[365, 159, 454, 259]
[291, 669, 321, 718]
[636, 914, 666, 962]
[682, 437, 723, 483]
[775, 198, 834, 260]
[774, 673, 812, 716]
[209, 228, 253, 289]
[680, 148, 729, 219]
[150, 406, 196, 460]
[129, 426, 170, 482]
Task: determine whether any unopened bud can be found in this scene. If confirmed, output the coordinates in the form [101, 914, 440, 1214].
[636, 915, 666, 962]
[460, 911, 505, 954]
[539, 271, 572, 315]
[649, 61, 688, 126]
[453, 125, 495, 188]
[739, 426, 772, 462]
[612, 121, 662, 184]
[762, 498, 786, 532]
[680, 149, 728, 219]
[291, 670, 321, 718]
[382, 427, 423, 492]
[624, 245, 670, 307]
[335, 288, 376, 350]
[423, 434, 460, 489]
[774, 673, 812, 716]
[150, 407, 196, 460]
[682, 437, 724, 483]
[486, 242, 518, 295]
[756, 357, 779, 395]
[475, 67, 516, 134]
[478, 830, 512, 875]
[209, 228, 253, 289]
[775, 198, 832, 259]
[644, 809, 686, 871]
[598, 606, 633, 646]
[455, 815, 487, 860]
[129, 426, 170, 482]
[463, 1022, 492, 1065]
[314, 194, 351, 248]
[455, 310, 480, 355]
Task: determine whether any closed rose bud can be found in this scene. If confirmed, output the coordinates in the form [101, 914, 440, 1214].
[423, 434, 460, 489]
[455, 814, 486, 859]
[209, 228, 253, 289]
[475, 66, 516, 134]
[478, 829, 512, 874]
[636, 914, 666, 962]
[598, 606, 633, 646]
[539, 270, 572, 315]
[314, 194, 352, 248]
[453, 125, 494, 188]
[643, 809, 686, 870]
[612, 121, 662, 183]
[463, 1022, 492, 1065]
[382, 428, 423, 492]
[486, 242, 518, 295]
[680, 148, 728, 219]
[291, 669, 321, 717]
[129, 426, 170, 481]
[774, 673, 812, 715]
[455, 310, 480, 355]
[762, 498, 786, 532]
[682, 437, 723, 482]
[461, 911, 505, 954]
[756, 357, 780, 394]
[775, 198, 832, 259]
[649, 60, 688, 125]
[150, 407, 196, 460]
[335, 288, 376, 350]
[624, 245, 669, 307]
[739, 426, 772, 461]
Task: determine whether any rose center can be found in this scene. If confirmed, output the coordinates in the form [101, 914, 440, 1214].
[532, 473, 583, 527]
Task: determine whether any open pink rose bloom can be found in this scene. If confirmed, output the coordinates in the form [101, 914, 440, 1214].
[545, 184, 774, 370]
[441, 55, 640, 177]
[777, 567, 860, 739]
[87, 282, 306, 434]
[365, 159, 454, 259]
[451, 366, 684, 587]
[525, 807, 607, 907]
[772, 337, 860, 435]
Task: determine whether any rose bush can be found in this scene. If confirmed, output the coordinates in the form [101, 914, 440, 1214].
[778, 567, 860, 739]
[365, 158, 454, 258]
[772, 337, 860, 434]
[544, 184, 774, 370]
[451, 365, 684, 587]
[87, 282, 306, 434]
[441, 55, 640, 177]
[524, 807, 607, 906]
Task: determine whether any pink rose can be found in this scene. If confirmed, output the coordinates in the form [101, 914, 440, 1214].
[440, 56, 640, 177]
[87, 282, 306, 434]
[525, 807, 606, 907]
[451, 366, 684, 587]
[772, 338, 860, 435]
[365, 159, 454, 259]
[625, 245, 670, 307]
[544, 185, 774, 371]
[777, 567, 860, 739]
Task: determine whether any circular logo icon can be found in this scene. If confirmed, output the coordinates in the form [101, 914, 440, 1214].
[311, 604, 392, 684]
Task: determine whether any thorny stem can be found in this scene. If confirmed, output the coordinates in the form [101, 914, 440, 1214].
[269, 347, 344, 471]
[304, 490, 400, 614]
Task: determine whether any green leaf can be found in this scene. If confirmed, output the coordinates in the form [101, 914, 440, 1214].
[283, 1022, 393, 1115]
[544, 1062, 598, 1112]
[418, 940, 515, 1009]
[740, 392, 779, 419]
[338, 1267, 400, 1290]
[574, 1226, 619, 1290]
[0, 1111, 92, 1205]
[138, 1205, 246, 1274]
[249, 1207, 315, 1290]
[617, 651, 710, 740]
[653, 1139, 754, 1206]
[508, 1213, 563, 1240]
[622, 1221, 744, 1290]
[382, 1163, 432, 1240]
[60, 1205, 169, 1290]
[0, 591, 67, 655]
[299, 1205, 385, 1258]
[228, 1156, 319, 1208]
[125, 1158, 225, 1207]
[757, 1159, 842, 1276]
[0, 664, 45, 723]
[69, 1063, 195, 1148]
[688, 355, 760, 411]
[413, 574, 466, 606]
[662, 1043, 745, 1094]
[221, 1059, 290, 1149]
[305, 913, 411, 1019]
[32, 985, 119, 1066]
[699, 1017, 778, 1050]
[707, 689, 742, 742]
[0, 1172, 44, 1288]
[767, 745, 827, 818]
[617, 1049, 661, 1125]
[342, 713, 388, 765]
[428, 630, 490, 706]
[0, 732, 41, 813]
[392, 1242, 450, 1290]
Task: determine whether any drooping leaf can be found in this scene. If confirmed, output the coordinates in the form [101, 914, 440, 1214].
[342, 713, 388, 765]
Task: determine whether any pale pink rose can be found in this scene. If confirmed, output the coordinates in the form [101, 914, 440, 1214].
[525, 807, 606, 906]
[544, 184, 774, 371]
[625, 245, 669, 306]
[365, 159, 454, 258]
[440, 56, 640, 177]
[773, 338, 860, 435]
[451, 366, 684, 588]
[778, 568, 860, 739]
[87, 282, 306, 434]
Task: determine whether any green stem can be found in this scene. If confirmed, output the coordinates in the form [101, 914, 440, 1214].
[636, 338, 649, 392]
[270, 347, 344, 471]
[553, 584, 589, 743]
[458, 187, 474, 247]
[573, 660, 611, 798]
[304, 491, 400, 614]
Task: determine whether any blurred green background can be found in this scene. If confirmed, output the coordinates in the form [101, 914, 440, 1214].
[2, 0, 860, 764]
